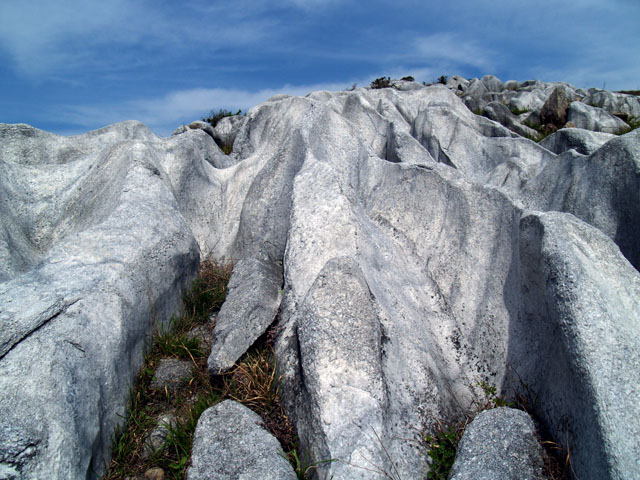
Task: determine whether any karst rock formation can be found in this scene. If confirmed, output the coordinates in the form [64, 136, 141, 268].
[1, 77, 639, 479]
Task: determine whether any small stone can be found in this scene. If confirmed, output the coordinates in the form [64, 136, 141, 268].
[150, 359, 192, 394]
[142, 413, 177, 460]
[144, 467, 165, 480]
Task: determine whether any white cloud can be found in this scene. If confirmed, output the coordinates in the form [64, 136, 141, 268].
[412, 33, 495, 71]
[54, 81, 357, 137]
[0, 1, 278, 77]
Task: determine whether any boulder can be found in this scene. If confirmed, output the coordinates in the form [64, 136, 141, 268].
[481, 101, 539, 138]
[446, 75, 469, 92]
[584, 90, 640, 117]
[504, 79, 520, 90]
[142, 413, 176, 460]
[212, 114, 246, 150]
[0, 121, 225, 479]
[449, 408, 545, 480]
[187, 400, 297, 480]
[481, 74, 503, 93]
[508, 89, 548, 113]
[540, 86, 569, 127]
[150, 359, 193, 394]
[208, 257, 283, 374]
[172, 120, 216, 139]
[509, 211, 640, 480]
[539, 127, 615, 155]
[567, 101, 629, 133]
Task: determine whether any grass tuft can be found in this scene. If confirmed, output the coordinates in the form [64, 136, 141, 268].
[102, 258, 232, 480]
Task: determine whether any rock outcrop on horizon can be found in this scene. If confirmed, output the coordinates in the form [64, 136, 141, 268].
[0, 75, 639, 479]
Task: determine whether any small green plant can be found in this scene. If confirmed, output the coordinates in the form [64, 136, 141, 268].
[424, 421, 466, 480]
[478, 381, 514, 409]
[401, 75, 415, 82]
[510, 106, 530, 115]
[285, 449, 337, 480]
[616, 115, 640, 135]
[202, 108, 242, 128]
[102, 259, 232, 480]
[370, 77, 391, 89]
[437, 75, 448, 85]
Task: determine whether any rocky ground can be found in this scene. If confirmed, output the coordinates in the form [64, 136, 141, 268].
[1, 75, 639, 479]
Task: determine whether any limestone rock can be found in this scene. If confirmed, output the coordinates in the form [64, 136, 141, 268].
[172, 120, 215, 139]
[449, 408, 545, 480]
[567, 101, 629, 133]
[584, 90, 640, 117]
[212, 114, 246, 150]
[540, 86, 569, 127]
[208, 257, 282, 374]
[0, 121, 224, 479]
[446, 75, 469, 91]
[142, 413, 176, 460]
[144, 467, 165, 480]
[187, 400, 296, 480]
[504, 79, 520, 90]
[510, 212, 640, 480]
[539, 127, 615, 155]
[482, 101, 538, 138]
[481, 74, 503, 93]
[150, 359, 192, 394]
[2, 78, 639, 480]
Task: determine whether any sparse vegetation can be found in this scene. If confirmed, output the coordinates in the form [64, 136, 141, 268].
[423, 380, 570, 480]
[401, 75, 415, 82]
[510, 106, 530, 115]
[437, 75, 448, 85]
[370, 76, 391, 89]
[202, 108, 242, 128]
[102, 259, 232, 480]
[616, 90, 640, 96]
[616, 115, 640, 135]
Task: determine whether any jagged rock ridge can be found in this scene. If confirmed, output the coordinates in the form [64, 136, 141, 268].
[0, 76, 638, 479]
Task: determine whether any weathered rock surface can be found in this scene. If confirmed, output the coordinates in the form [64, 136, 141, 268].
[509, 211, 640, 479]
[212, 114, 246, 150]
[208, 257, 282, 373]
[1, 77, 639, 480]
[584, 89, 640, 117]
[142, 413, 176, 460]
[187, 400, 296, 480]
[567, 101, 629, 133]
[540, 86, 570, 127]
[150, 359, 193, 394]
[539, 127, 615, 155]
[449, 407, 545, 480]
[0, 122, 230, 478]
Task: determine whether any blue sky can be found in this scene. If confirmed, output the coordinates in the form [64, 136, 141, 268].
[1, 0, 639, 137]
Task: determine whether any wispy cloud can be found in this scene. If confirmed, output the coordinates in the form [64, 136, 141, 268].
[412, 33, 496, 71]
[53, 81, 358, 137]
[0, 0, 278, 78]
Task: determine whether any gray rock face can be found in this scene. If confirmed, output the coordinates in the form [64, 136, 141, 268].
[539, 127, 615, 155]
[482, 101, 538, 138]
[449, 408, 545, 480]
[213, 114, 246, 150]
[208, 257, 282, 373]
[0, 122, 231, 479]
[567, 101, 629, 133]
[142, 413, 176, 460]
[509, 211, 640, 479]
[150, 359, 193, 394]
[2, 77, 639, 480]
[187, 400, 296, 480]
[481, 74, 503, 93]
[584, 90, 640, 117]
[540, 86, 570, 127]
